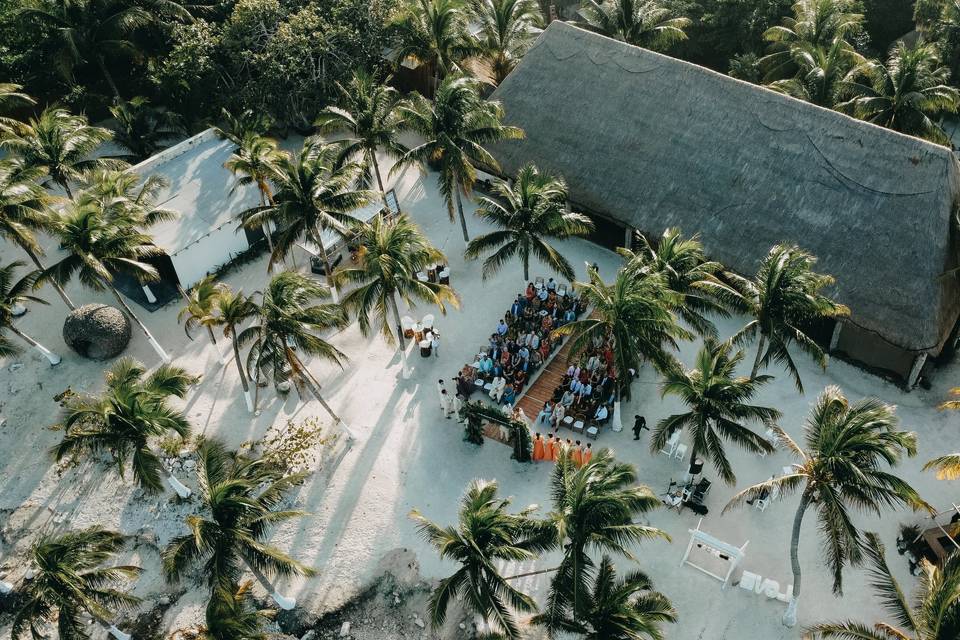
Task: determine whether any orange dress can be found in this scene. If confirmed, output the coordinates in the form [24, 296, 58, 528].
[532, 435, 545, 462]
[546, 438, 557, 462]
[582, 448, 593, 465]
[572, 446, 583, 467]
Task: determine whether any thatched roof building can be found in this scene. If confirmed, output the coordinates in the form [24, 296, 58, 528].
[490, 21, 960, 383]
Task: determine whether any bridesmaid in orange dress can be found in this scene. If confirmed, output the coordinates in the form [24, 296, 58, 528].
[546, 434, 557, 462]
[532, 433, 545, 462]
[571, 440, 583, 466]
[582, 443, 593, 465]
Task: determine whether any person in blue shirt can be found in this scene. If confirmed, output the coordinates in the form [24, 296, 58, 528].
[502, 384, 516, 405]
[479, 356, 494, 376]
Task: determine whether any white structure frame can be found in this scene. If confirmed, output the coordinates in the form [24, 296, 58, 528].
[679, 518, 749, 589]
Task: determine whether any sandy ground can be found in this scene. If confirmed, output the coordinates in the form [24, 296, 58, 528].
[1, 142, 959, 640]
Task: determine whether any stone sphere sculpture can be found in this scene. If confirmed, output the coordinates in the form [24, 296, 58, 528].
[62, 303, 132, 360]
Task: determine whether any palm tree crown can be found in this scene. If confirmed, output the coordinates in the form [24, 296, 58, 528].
[1, 107, 117, 198]
[108, 96, 186, 162]
[337, 213, 458, 344]
[392, 0, 477, 86]
[51, 358, 195, 492]
[838, 42, 960, 146]
[0, 261, 50, 358]
[471, 0, 543, 85]
[729, 243, 848, 393]
[314, 71, 409, 198]
[538, 555, 678, 640]
[201, 581, 273, 640]
[577, 0, 691, 51]
[553, 267, 690, 396]
[224, 133, 284, 208]
[12, 527, 141, 640]
[411, 478, 555, 637]
[542, 449, 668, 630]
[465, 163, 592, 281]
[620, 227, 734, 339]
[724, 386, 927, 626]
[652, 339, 780, 484]
[397, 76, 523, 242]
[162, 438, 316, 588]
[809, 531, 960, 640]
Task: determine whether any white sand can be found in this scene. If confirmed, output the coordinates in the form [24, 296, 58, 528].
[1, 145, 959, 640]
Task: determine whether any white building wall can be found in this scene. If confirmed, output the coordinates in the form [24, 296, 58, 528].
[170, 226, 250, 288]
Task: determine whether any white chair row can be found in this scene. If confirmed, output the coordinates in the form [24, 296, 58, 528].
[738, 570, 793, 603]
[658, 432, 687, 463]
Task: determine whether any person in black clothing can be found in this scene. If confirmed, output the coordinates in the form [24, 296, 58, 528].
[633, 415, 647, 440]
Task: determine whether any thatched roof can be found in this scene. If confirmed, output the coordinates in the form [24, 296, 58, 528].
[489, 21, 960, 355]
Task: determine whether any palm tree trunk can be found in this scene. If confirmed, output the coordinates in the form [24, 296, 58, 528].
[370, 149, 389, 208]
[160, 462, 192, 499]
[245, 560, 297, 609]
[389, 294, 411, 379]
[291, 351, 354, 439]
[107, 283, 171, 363]
[782, 491, 811, 628]
[750, 334, 767, 379]
[96, 53, 121, 100]
[22, 245, 75, 310]
[316, 242, 339, 303]
[8, 325, 61, 365]
[58, 178, 74, 200]
[257, 185, 277, 257]
[522, 247, 529, 282]
[231, 330, 254, 412]
[94, 615, 131, 640]
[454, 178, 470, 243]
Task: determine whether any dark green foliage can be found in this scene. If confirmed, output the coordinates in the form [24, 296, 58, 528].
[862, 0, 915, 53]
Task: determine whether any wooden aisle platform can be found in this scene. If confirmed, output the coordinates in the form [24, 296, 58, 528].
[515, 337, 576, 421]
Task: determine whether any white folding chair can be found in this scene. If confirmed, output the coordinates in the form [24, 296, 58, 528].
[586, 426, 599, 440]
[659, 432, 679, 456]
[754, 498, 768, 512]
[738, 571, 761, 593]
[673, 443, 687, 462]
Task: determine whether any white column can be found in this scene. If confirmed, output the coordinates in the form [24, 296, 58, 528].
[611, 401, 623, 432]
[243, 389, 255, 412]
[147, 336, 172, 363]
[34, 343, 62, 366]
[142, 285, 158, 304]
[166, 475, 192, 498]
[907, 353, 928, 390]
[108, 625, 131, 640]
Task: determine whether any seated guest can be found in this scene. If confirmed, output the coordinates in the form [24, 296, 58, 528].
[536, 401, 553, 426]
[537, 285, 549, 302]
[551, 401, 566, 429]
[525, 282, 536, 302]
[459, 365, 476, 384]
[518, 345, 530, 362]
[479, 355, 494, 377]
[530, 332, 541, 350]
[492, 361, 504, 378]
[566, 364, 579, 379]
[560, 389, 575, 408]
[511, 295, 524, 318]
[500, 349, 511, 366]
[541, 314, 553, 332]
[594, 403, 609, 425]
[529, 350, 543, 369]
[563, 308, 576, 325]
[497, 318, 509, 336]
[502, 384, 516, 406]
[546, 277, 556, 291]
[489, 375, 506, 402]
[586, 354, 601, 371]
[539, 337, 551, 360]
[570, 378, 583, 395]
[513, 369, 528, 388]
[503, 362, 515, 382]
[455, 373, 474, 398]
[579, 382, 593, 400]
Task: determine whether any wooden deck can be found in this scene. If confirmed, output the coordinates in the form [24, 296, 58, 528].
[516, 336, 576, 421]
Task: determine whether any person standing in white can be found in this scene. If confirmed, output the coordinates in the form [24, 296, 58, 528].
[440, 389, 453, 418]
[431, 331, 440, 357]
[451, 392, 462, 421]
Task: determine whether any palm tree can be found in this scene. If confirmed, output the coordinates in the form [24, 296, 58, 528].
[51, 357, 195, 496]
[723, 386, 928, 627]
[201, 581, 273, 640]
[240, 271, 350, 428]
[541, 449, 668, 631]
[214, 107, 274, 148]
[534, 555, 677, 640]
[398, 76, 524, 242]
[766, 37, 865, 107]
[392, 0, 477, 90]
[224, 132, 284, 254]
[0, 158, 76, 308]
[337, 213, 458, 378]
[11, 528, 140, 640]
[179, 275, 226, 356]
[47, 199, 172, 361]
[109, 96, 186, 162]
[619, 227, 734, 339]
[0, 261, 63, 365]
[410, 478, 555, 637]
[0, 107, 117, 198]
[923, 388, 960, 480]
[78, 169, 177, 228]
[552, 266, 689, 423]
[759, 0, 864, 81]
[464, 163, 593, 281]
[314, 71, 409, 205]
[728, 244, 849, 393]
[838, 42, 960, 146]
[471, 0, 543, 85]
[214, 286, 259, 412]
[650, 339, 780, 485]
[238, 142, 371, 300]
[808, 531, 960, 640]
[577, 0, 691, 51]
[162, 438, 316, 610]
[16, 0, 193, 98]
